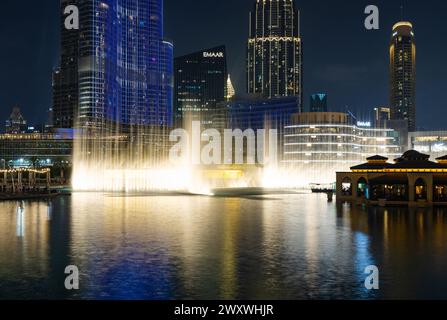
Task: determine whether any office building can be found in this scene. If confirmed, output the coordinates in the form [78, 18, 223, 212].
[247, 0, 303, 108]
[174, 46, 228, 124]
[390, 21, 416, 131]
[310, 94, 328, 112]
[223, 95, 299, 132]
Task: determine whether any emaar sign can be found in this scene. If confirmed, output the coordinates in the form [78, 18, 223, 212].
[357, 121, 372, 127]
[203, 52, 224, 58]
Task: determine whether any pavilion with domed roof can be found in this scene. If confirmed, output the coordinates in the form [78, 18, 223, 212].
[336, 150, 447, 206]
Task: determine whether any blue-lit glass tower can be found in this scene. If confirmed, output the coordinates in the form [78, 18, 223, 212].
[74, 0, 173, 129]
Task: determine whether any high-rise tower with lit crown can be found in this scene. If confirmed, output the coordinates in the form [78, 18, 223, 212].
[247, 0, 303, 110]
[389, 21, 416, 131]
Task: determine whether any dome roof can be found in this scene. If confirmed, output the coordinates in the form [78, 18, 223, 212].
[394, 150, 430, 162]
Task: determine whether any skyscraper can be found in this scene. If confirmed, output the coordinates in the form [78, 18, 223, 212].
[53, 0, 173, 130]
[5, 106, 27, 134]
[52, 0, 80, 129]
[223, 95, 300, 161]
[174, 46, 228, 124]
[390, 21, 416, 131]
[247, 0, 303, 108]
[310, 94, 328, 112]
[374, 107, 391, 128]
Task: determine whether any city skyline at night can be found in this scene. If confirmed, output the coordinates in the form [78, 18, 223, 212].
[4, 0, 447, 305]
[2, 0, 447, 130]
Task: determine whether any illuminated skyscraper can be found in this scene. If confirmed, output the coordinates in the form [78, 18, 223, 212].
[174, 46, 228, 124]
[54, 0, 173, 129]
[390, 21, 416, 131]
[247, 0, 303, 109]
[226, 75, 236, 101]
[5, 106, 27, 134]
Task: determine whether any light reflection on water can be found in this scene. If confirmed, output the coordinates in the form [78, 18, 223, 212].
[1, 193, 447, 299]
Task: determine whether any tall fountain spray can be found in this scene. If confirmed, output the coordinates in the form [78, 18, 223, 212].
[72, 114, 281, 194]
[70, 0, 207, 193]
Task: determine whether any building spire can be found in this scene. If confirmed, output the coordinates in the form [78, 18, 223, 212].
[226, 75, 235, 101]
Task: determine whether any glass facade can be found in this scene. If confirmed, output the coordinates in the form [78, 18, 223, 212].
[247, 0, 302, 108]
[174, 46, 228, 125]
[220, 95, 300, 160]
[54, 0, 173, 130]
[225, 96, 299, 132]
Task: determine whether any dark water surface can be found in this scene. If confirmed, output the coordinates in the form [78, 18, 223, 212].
[1, 193, 447, 300]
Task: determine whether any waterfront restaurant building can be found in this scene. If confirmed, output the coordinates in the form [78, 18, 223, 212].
[336, 150, 447, 206]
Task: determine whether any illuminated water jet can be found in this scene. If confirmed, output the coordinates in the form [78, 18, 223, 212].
[72, 119, 282, 194]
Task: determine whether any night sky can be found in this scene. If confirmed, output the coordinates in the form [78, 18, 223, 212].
[1, 0, 447, 129]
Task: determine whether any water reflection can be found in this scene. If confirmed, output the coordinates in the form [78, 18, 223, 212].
[0, 194, 447, 299]
[340, 203, 447, 299]
[16, 201, 25, 238]
[47, 201, 52, 221]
